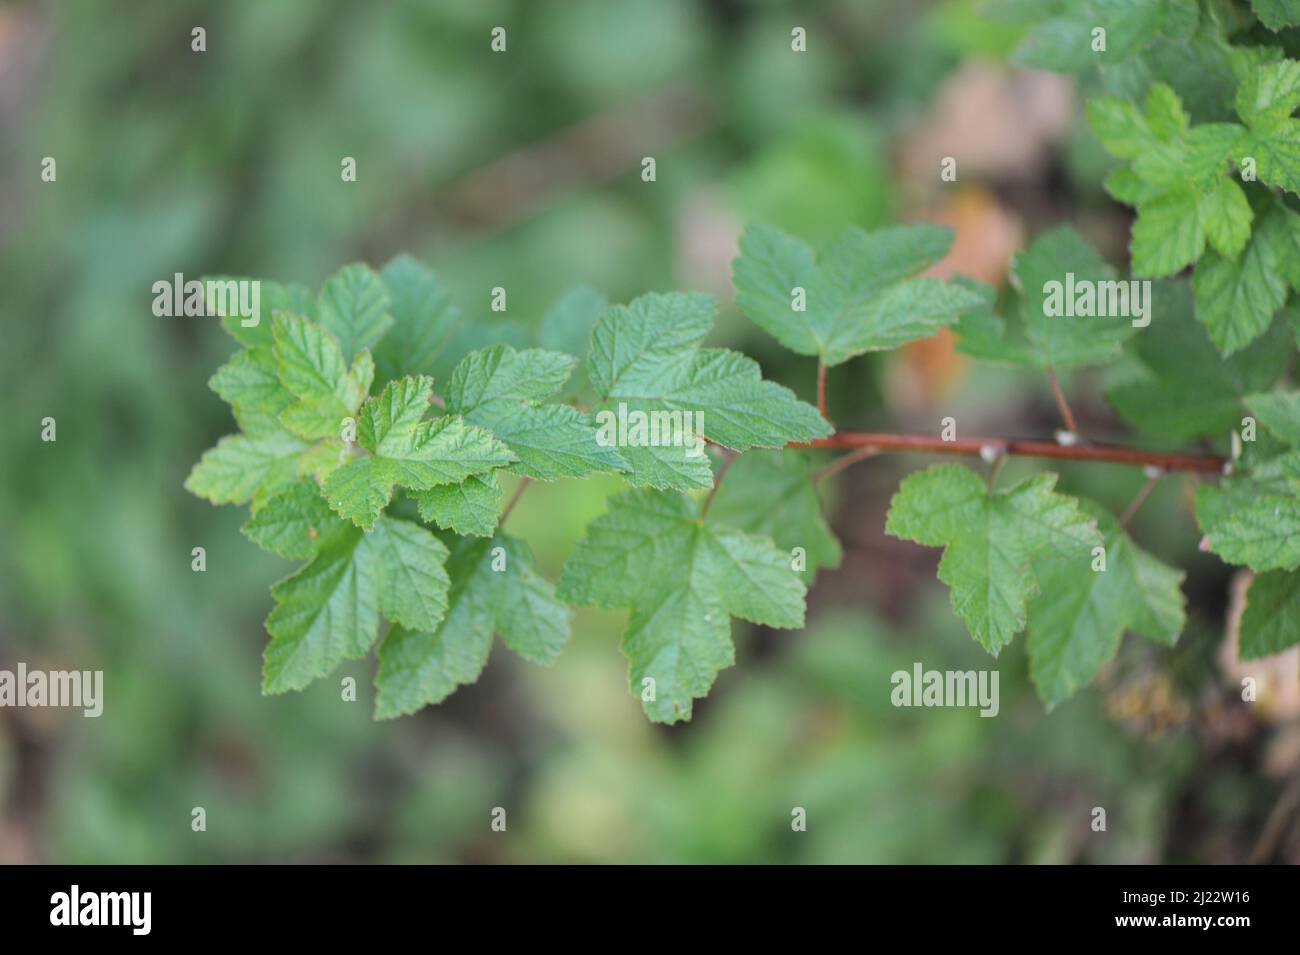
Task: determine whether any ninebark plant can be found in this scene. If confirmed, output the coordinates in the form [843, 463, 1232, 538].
[188, 10, 1300, 723]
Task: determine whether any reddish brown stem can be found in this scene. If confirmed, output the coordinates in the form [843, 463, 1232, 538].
[816, 360, 829, 422]
[798, 433, 1225, 474]
[700, 449, 736, 519]
[500, 477, 531, 526]
[1045, 365, 1079, 435]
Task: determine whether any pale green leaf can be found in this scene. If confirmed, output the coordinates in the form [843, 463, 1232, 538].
[1240, 570, 1300, 658]
[708, 450, 841, 583]
[316, 263, 394, 364]
[733, 224, 983, 366]
[241, 478, 339, 559]
[375, 535, 570, 718]
[559, 489, 805, 723]
[1028, 502, 1185, 708]
[885, 465, 1102, 655]
[413, 472, 504, 537]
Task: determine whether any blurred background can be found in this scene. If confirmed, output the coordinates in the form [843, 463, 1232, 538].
[1, 0, 1297, 863]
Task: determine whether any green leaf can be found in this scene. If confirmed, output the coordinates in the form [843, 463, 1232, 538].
[1246, 390, 1300, 445]
[375, 535, 570, 718]
[1010, 0, 1199, 74]
[1235, 59, 1300, 193]
[262, 514, 451, 694]
[559, 489, 806, 723]
[368, 515, 451, 633]
[216, 279, 315, 348]
[446, 344, 628, 480]
[1130, 186, 1207, 278]
[209, 346, 293, 434]
[1240, 570, 1300, 658]
[953, 277, 1039, 367]
[587, 292, 829, 492]
[539, 285, 607, 361]
[1027, 502, 1185, 708]
[1200, 177, 1254, 258]
[316, 263, 394, 365]
[1087, 96, 1156, 158]
[1011, 226, 1138, 368]
[885, 465, 1102, 655]
[262, 522, 376, 694]
[241, 478, 338, 559]
[322, 375, 514, 529]
[371, 255, 461, 387]
[185, 428, 308, 508]
[1106, 280, 1290, 441]
[1090, 84, 1247, 278]
[1192, 203, 1294, 355]
[538, 286, 607, 399]
[1199, 491, 1300, 571]
[413, 472, 504, 538]
[1252, 0, 1300, 31]
[733, 223, 983, 366]
[707, 450, 841, 584]
[272, 313, 372, 440]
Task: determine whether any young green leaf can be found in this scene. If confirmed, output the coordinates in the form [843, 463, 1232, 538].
[559, 489, 806, 723]
[321, 375, 515, 529]
[885, 464, 1102, 655]
[185, 428, 308, 509]
[1198, 492, 1300, 571]
[367, 515, 452, 633]
[261, 514, 451, 694]
[1192, 201, 1298, 355]
[1027, 502, 1185, 708]
[242, 478, 338, 559]
[316, 263, 394, 365]
[210, 346, 294, 433]
[1235, 58, 1300, 194]
[733, 223, 983, 366]
[1088, 84, 1246, 278]
[1011, 226, 1138, 368]
[214, 279, 315, 348]
[272, 312, 373, 440]
[586, 292, 829, 490]
[375, 534, 570, 718]
[1105, 281, 1290, 441]
[262, 522, 376, 694]
[413, 472, 504, 538]
[445, 345, 628, 480]
[1246, 389, 1300, 445]
[371, 255, 461, 387]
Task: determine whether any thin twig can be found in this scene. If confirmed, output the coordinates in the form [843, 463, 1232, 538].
[500, 477, 531, 527]
[797, 433, 1225, 474]
[699, 449, 736, 519]
[1119, 472, 1163, 528]
[812, 445, 879, 482]
[986, 453, 1006, 491]
[817, 360, 829, 422]
[1045, 365, 1079, 436]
